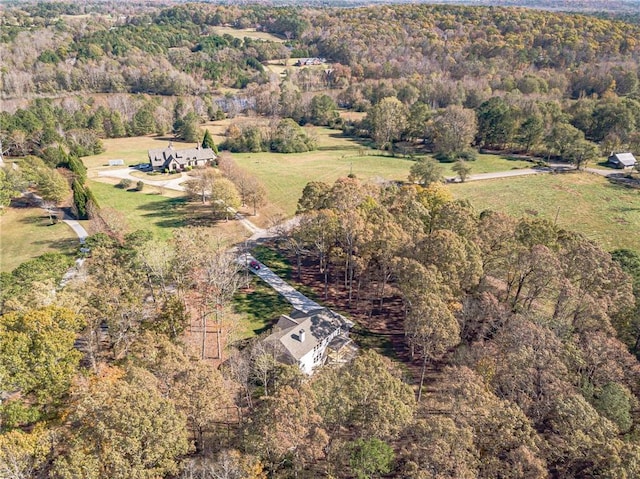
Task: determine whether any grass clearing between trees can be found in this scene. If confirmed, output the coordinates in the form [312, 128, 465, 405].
[0, 207, 79, 272]
[210, 26, 285, 42]
[451, 172, 640, 252]
[232, 277, 291, 339]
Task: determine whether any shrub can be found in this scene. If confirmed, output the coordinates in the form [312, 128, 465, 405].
[135, 181, 144, 191]
[117, 179, 132, 189]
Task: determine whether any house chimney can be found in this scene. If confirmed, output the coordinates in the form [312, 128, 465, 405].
[299, 329, 306, 342]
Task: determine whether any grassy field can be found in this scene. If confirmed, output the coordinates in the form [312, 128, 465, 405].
[210, 26, 284, 42]
[83, 125, 534, 222]
[230, 126, 534, 216]
[457, 154, 533, 175]
[0, 207, 79, 272]
[230, 125, 406, 215]
[451, 172, 640, 252]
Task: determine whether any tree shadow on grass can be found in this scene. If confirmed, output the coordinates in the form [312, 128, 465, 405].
[326, 132, 375, 149]
[135, 196, 191, 229]
[17, 214, 62, 227]
[31, 237, 80, 251]
[233, 281, 291, 336]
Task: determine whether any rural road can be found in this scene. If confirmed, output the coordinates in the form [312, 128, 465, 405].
[450, 165, 552, 182]
[445, 163, 626, 182]
[238, 252, 322, 314]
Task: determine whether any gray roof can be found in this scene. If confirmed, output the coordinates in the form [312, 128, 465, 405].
[266, 308, 353, 361]
[148, 144, 216, 168]
[609, 153, 637, 166]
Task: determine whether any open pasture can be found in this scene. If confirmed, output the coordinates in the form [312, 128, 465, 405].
[451, 172, 640, 252]
[231, 126, 534, 216]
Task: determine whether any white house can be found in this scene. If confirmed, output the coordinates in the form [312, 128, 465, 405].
[607, 152, 637, 169]
[265, 308, 354, 374]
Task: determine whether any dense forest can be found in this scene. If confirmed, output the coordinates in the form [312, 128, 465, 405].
[2, 1, 640, 478]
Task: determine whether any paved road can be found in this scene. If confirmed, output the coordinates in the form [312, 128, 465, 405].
[238, 252, 322, 314]
[62, 217, 89, 244]
[97, 167, 187, 191]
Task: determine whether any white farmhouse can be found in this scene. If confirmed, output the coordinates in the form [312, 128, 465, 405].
[265, 308, 355, 375]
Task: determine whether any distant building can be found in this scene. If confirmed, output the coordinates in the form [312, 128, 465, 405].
[294, 57, 326, 67]
[265, 308, 355, 375]
[607, 152, 637, 169]
[148, 143, 216, 171]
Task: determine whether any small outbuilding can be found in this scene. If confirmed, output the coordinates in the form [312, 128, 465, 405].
[607, 152, 637, 169]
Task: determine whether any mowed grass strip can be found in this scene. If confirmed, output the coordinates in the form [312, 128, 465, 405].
[451, 172, 640, 252]
[456, 153, 533, 175]
[0, 207, 79, 272]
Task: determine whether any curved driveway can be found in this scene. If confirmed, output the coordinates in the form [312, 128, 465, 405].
[97, 167, 187, 191]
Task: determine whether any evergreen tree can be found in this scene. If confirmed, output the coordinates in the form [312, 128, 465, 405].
[201, 129, 218, 154]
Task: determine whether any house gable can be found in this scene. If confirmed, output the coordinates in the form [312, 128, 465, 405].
[148, 144, 217, 171]
[266, 308, 354, 374]
[608, 152, 637, 169]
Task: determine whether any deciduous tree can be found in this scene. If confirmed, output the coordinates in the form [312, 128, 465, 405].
[0, 306, 83, 429]
[368, 97, 408, 152]
[52, 367, 190, 479]
[408, 157, 443, 187]
[431, 105, 477, 159]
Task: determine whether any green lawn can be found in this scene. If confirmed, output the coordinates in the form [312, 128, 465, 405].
[89, 180, 192, 241]
[232, 128, 412, 215]
[452, 153, 533, 175]
[231, 128, 535, 216]
[451, 172, 640, 252]
[0, 207, 79, 272]
[89, 180, 249, 243]
[232, 277, 291, 339]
